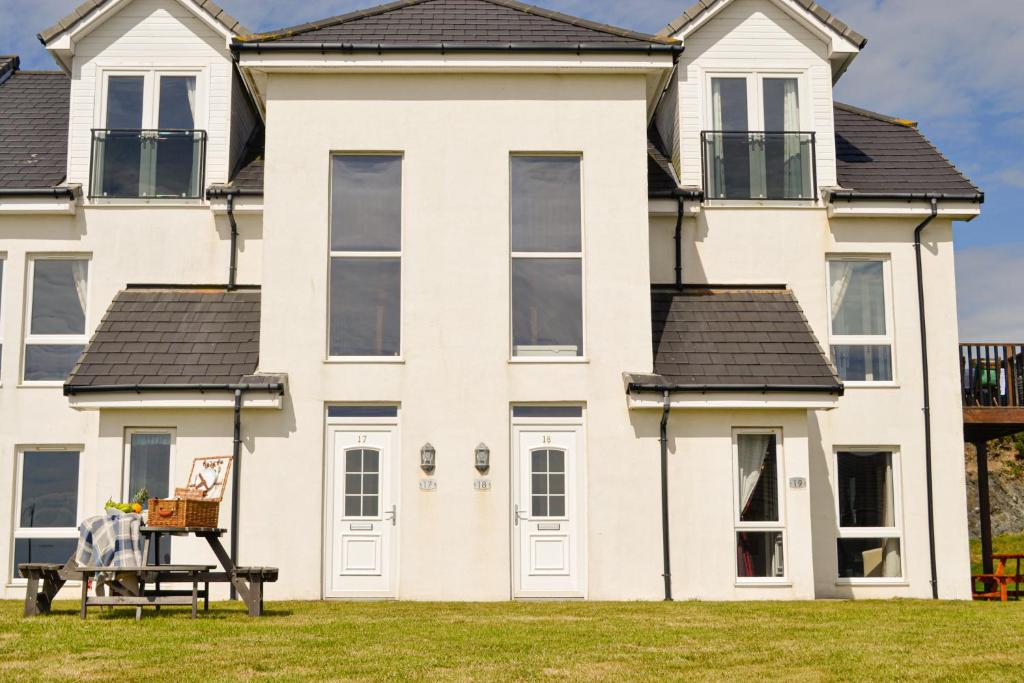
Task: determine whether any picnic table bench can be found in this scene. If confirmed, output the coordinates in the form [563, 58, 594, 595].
[19, 563, 70, 617]
[972, 552, 1024, 601]
[77, 565, 215, 620]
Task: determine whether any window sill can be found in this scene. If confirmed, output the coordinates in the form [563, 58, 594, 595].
[703, 199, 820, 209]
[87, 198, 206, 208]
[735, 579, 792, 587]
[509, 357, 589, 365]
[835, 579, 908, 587]
[324, 357, 405, 365]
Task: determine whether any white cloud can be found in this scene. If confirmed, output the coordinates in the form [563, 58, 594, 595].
[955, 244, 1024, 341]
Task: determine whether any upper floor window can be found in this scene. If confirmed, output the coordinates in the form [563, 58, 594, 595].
[703, 74, 815, 200]
[510, 155, 584, 359]
[91, 72, 205, 199]
[23, 257, 89, 383]
[329, 155, 402, 359]
[827, 257, 894, 383]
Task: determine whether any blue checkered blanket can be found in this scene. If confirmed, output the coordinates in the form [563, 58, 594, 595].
[75, 508, 144, 569]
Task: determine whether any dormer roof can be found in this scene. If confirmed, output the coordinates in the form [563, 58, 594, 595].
[37, 0, 251, 45]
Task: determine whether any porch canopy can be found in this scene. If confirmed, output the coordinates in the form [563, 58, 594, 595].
[627, 285, 843, 409]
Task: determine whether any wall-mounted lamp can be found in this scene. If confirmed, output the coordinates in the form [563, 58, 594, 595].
[475, 443, 490, 474]
[420, 443, 436, 474]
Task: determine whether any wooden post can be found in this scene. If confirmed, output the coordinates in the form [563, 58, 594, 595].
[23, 572, 39, 618]
[976, 439, 994, 575]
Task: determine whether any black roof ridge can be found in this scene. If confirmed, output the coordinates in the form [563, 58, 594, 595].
[834, 101, 916, 129]
[241, 0, 676, 46]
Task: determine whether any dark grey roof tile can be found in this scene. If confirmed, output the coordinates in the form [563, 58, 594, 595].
[0, 68, 69, 189]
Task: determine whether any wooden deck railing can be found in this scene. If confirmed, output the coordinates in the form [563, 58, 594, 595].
[960, 343, 1024, 408]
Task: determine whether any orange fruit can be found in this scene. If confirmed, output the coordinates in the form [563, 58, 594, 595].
[132, 503, 143, 513]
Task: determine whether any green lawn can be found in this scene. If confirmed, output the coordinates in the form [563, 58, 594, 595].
[1, 599, 1023, 681]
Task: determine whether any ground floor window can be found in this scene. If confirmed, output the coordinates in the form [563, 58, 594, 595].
[125, 430, 174, 563]
[734, 430, 786, 581]
[835, 449, 903, 580]
[12, 448, 80, 577]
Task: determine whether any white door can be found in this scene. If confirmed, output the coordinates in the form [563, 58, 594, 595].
[326, 427, 398, 599]
[513, 426, 585, 598]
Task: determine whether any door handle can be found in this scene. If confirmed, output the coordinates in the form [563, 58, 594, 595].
[385, 504, 397, 526]
[514, 503, 527, 526]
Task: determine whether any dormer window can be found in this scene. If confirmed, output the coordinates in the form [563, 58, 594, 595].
[702, 74, 816, 200]
[90, 71, 206, 199]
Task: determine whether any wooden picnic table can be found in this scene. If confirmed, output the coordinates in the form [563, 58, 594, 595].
[141, 526, 277, 616]
[972, 552, 1024, 601]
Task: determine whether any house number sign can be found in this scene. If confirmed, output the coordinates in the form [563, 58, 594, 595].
[419, 479, 438, 491]
[789, 477, 807, 489]
[474, 479, 492, 491]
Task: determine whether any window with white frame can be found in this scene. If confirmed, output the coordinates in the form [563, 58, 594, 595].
[12, 448, 81, 577]
[510, 155, 584, 358]
[124, 430, 174, 564]
[835, 450, 903, 580]
[23, 257, 89, 383]
[328, 155, 402, 358]
[734, 430, 786, 580]
[827, 257, 894, 383]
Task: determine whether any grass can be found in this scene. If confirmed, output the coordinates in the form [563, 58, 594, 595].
[2, 599, 1023, 681]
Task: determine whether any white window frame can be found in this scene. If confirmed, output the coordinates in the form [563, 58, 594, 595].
[10, 445, 84, 585]
[834, 447, 905, 584]
[22, 254, 91, 386]
[702, 69, 811, 133]
[732, 427, 788, 585]
[326, 153, 405, 363]
[509, 153, 587, 363]
[826, 255, 897, 386]
[96, 67, 207, 131]
[122, 428, 177, 501]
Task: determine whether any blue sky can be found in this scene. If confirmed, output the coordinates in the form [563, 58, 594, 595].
[2, 0, 1021, 338]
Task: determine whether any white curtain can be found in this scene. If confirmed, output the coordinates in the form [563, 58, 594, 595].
[711, 80, 726, 198]
[881, 457, 902, 576]
[185, 77, 200, 196]
[737, 434, 772, 517]
[184, 77, 197, 124]
[830, 261, 853, 326]
[780, 79, 804, 197]
[71, 260, 88, 319]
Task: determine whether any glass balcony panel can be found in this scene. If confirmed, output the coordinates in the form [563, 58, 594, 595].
[90, 129, 206, 199]
[703, 131, 816, 200]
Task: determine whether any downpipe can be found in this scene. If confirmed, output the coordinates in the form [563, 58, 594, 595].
[674, 196, 684, 288]
[659, 390, 673, 601]
[226, 192, 239, 291]
[913, 197, 939, 599]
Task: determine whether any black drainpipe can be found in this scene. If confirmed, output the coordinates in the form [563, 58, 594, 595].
[230, 388, 243, 599]
[913, 197, 939, 599]
[659, 390, 673, 601]
[226, 192, 239, 291]
[673, 196, 684, 288]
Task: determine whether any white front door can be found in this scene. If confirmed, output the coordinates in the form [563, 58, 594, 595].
[326, 427, 398, 599]
[513, 425, 585, 598]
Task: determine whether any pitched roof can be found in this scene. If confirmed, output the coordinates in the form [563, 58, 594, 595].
[64, 286, 271, 392]
[0, 66, 69, 189]
[0, 55, 18, 79]
[648, 127, 681, 197]
[628, 286, 842, 393]
[659, 0, 866, 48]
[38, 0, 251, 45]
[833, 102, 981, 196]
[241, 0, 678, 50]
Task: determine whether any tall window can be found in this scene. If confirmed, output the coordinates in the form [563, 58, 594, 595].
[510, 155, 583, 358]
[734, 431, 786, 580]
[24, 257, 89, 383]
[827, 257, 893, 382]
[836, 450, 902, 580]
[125, 431, 173, 563]
[329, 155, 402, 358]
[13, 449, 80, 577]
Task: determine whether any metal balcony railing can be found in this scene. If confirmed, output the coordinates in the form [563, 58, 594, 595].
[89, 129, 207, 199]
[701, 131, 817, 201]
[960, 343, 1024, 408]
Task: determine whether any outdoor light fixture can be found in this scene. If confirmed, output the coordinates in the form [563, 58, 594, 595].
[420, 443, 436, 474]
[474, 443, 490, 474]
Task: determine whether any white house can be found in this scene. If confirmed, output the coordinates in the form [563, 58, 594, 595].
[0, 0, 985, 602]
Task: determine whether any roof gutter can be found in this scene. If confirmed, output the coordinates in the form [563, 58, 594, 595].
[628, 383, 845, 396]
[206, 187, 263, 198]
[0, 187, 78, 199]
[828, 190, 984, 204]
[64, 382, 285, 397]
[650, 187, 703, 200]
[233, 41, 683, 55]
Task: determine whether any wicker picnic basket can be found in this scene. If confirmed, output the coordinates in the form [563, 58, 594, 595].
[146, 456, 232, 528]
[147, 497, 220, 528]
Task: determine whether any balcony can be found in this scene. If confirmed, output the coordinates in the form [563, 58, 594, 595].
[89, 129, 206, 199]
[960, 343, 1024, 440]
[701, 131, 817, 201]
